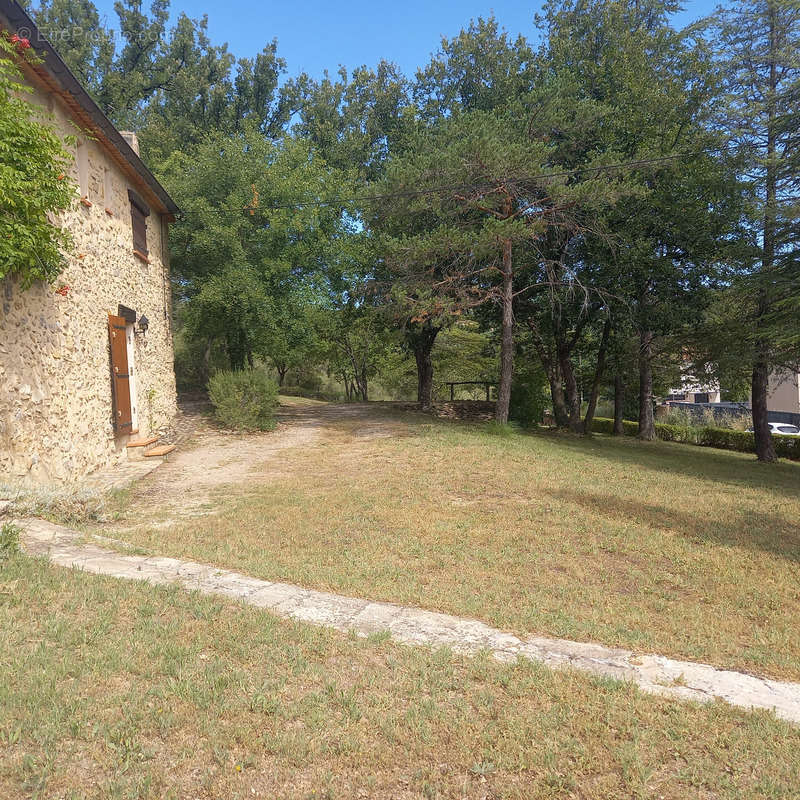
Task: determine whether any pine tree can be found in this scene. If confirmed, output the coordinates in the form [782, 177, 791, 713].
[713, 0, 800, 461]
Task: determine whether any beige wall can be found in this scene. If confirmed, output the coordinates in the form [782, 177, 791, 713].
[768, 372, 800, 415]
[0, 79, 177, 483]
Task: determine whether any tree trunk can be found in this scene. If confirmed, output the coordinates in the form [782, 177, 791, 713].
[409, 321, 439, 410]
[276, 364, 288, 386]
[201, 337, 213, 387]
[752, 353, 777, 463]
[415, 347, 434, 409]
[638, 330, 655, 441]
[751, 16, 778, 464]
[227, 328, 247, 371]
[548, 363, 569, 428]
[583, 317, 611, 435]
[613, 374, 625, 436]
[496, 237, 514, 424]
[559, 351, 582, 433]
[528, 320, 568, 427]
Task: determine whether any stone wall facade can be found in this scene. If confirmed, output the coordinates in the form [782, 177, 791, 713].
[0, 79, 177, 484]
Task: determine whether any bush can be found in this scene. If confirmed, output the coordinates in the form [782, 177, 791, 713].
[510, 362, 549, 428]
[0, 523, 21, 559]
[208, 369, 278, 431]
[589, 417, 800, 460]
[590, 417, 614, 435]
[775, 434, 800, 460]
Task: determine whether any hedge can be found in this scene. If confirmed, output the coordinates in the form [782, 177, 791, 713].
[590, 417, 800, 461]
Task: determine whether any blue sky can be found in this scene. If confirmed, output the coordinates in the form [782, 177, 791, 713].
[90, 0, 720, 79]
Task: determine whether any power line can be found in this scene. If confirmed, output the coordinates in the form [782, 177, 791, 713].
[175, 151, 700, 217]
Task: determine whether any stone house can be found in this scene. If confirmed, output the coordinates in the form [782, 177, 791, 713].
[0, 0, 179, 483]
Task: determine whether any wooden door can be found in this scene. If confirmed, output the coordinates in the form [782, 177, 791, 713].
[108, 314, 133, 432]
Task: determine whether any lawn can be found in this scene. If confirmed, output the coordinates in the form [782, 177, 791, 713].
[103, 404, 800, 682]
[1, 553, 799, 799]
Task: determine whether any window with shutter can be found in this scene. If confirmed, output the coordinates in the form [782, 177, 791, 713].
[128, 189, 150, 261]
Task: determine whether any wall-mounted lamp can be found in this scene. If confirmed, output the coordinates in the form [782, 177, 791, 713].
[136, 314, 149, 337]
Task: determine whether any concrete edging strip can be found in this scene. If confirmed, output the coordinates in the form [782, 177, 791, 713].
[17, 517, 800, 725]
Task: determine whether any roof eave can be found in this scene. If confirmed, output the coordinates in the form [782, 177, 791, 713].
[0, 0, 179, 218]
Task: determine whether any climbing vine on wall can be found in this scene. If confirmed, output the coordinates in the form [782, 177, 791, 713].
[0, 32, 75, 288]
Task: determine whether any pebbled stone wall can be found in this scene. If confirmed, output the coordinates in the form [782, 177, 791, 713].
[0, 80, 177, 484]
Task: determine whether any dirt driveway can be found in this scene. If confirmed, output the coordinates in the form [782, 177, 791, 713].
[118, 398, 417, 527]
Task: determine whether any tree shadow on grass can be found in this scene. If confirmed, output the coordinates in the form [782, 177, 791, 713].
[530, 429, 800, 500]
[546, 485, 800, 562]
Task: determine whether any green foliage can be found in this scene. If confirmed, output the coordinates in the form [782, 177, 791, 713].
[590, 417, 800, 460]
[207, 369, 278, 431]
[510, 361, 549, 428]
[431, 322, 497, 398]
[162, 128, 354, 374]
[590, 417, 640, 437]
[0, 34, 75, 287]
[0, 522, 21, 559]
[414, 15, 534, 120]
[484, 420, 515, 437]
[30, 0, 303, 155]
[293, 62, 414, 181]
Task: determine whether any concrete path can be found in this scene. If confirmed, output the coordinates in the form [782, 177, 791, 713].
[18, 517, 800, 726]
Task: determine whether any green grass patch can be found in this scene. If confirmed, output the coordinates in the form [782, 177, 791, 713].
[1, 556, 798, 798]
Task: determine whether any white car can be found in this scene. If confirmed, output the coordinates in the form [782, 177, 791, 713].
[770, 423, 800, 436]
[748, 422, 800, 435]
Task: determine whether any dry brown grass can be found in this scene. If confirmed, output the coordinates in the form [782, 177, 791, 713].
[102, 403, 800, 681]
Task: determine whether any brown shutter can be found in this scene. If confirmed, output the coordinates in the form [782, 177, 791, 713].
[128, 189, 150, 257]
[108, 314, 133, 432]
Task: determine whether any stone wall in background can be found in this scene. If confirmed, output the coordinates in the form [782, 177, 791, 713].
[0, 78, 177, 484]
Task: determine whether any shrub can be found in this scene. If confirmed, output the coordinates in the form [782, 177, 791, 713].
[208, 369, 278, 431]
[590, 417, 800, 460]
[590, 417, 615, 435]
[510, 363, 549, 428]
[0, 523, 21, 559]
[775, 434, 800, 460]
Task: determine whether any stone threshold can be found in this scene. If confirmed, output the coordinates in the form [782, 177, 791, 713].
[16, 517, 800, 726]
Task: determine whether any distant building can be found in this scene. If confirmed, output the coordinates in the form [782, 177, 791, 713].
[767, 371, 800, 416]
[666, 369, 721, 405]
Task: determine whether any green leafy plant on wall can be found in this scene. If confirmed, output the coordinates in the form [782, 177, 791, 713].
[0, 32, 75, 288]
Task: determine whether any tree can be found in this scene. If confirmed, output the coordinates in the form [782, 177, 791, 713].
[27, 0, 114, 95]
[380, 108, 623, 423]
[0, 33, 74, 287]
[29, 0, 303, 164]
[293, 61, 414, 182]
[413, 15, 534, 120]
[710, 0, 800, 461]
[531, 0, 738, 440]
[161, 127, 353, 373]
[262, 290, 321, 385]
